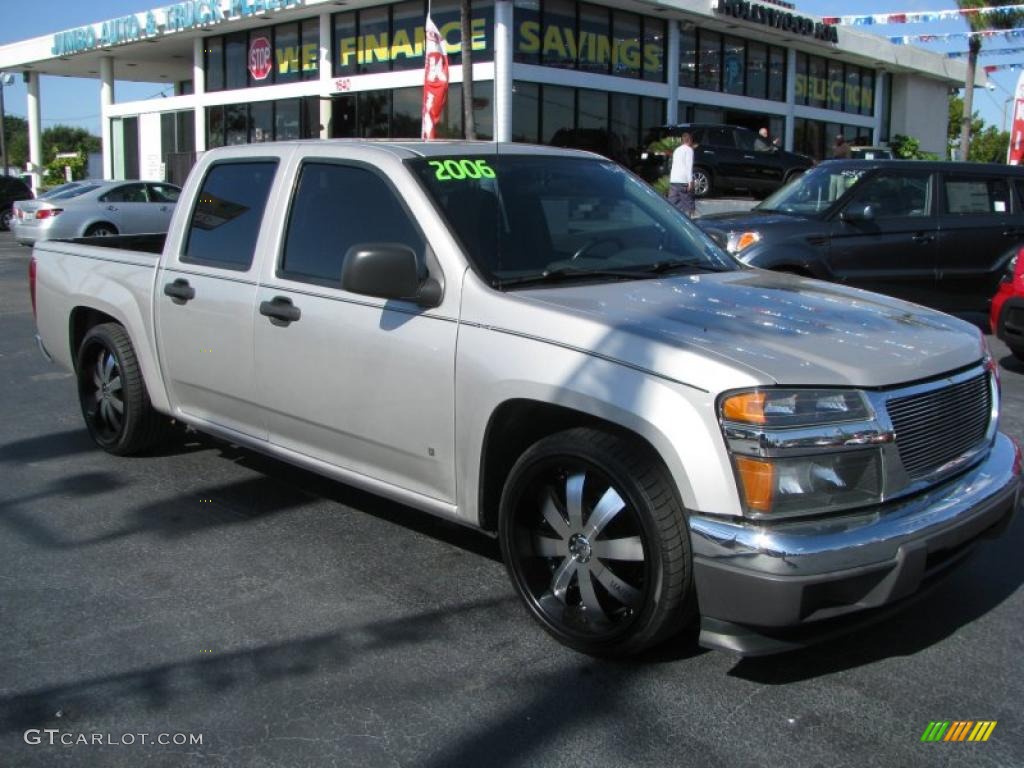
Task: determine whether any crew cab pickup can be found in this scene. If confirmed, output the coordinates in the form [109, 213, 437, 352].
[31, 142, 1021, 657]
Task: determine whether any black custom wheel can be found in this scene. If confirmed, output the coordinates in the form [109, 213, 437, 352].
[76, 323, 170, 455]
[499, 428, 693, 656]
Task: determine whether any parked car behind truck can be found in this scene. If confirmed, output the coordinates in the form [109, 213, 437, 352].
[31, 142, 1020, 657]
[699, 159, 1024, 313]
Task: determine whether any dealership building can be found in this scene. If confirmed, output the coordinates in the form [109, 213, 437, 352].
[0, 0, 970, 187]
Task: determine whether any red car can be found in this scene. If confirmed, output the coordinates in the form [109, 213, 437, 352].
[991, 245, 1024, 361]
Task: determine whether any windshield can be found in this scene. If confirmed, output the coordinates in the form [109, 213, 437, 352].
[408, 154, 736, 287]
[758, 165, 868, 214]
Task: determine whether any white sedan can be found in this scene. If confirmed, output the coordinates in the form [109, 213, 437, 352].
[13, 180, 181, 245]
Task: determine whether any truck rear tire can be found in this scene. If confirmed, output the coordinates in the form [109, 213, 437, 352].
[498, 427, 694, 657]
[75, 322, 171, 455]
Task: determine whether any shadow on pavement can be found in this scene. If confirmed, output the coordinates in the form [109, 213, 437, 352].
[728, 508, 1024, 684]
[0, 596, 515, 736]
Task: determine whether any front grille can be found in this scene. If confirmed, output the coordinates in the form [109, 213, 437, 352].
[886, 373, 992, 480]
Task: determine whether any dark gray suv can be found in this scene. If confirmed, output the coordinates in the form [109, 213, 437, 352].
[633, 123, 815, 198]
[698, 159, 1024, 313]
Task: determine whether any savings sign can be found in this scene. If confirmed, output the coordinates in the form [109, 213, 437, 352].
[248, 34, 273, 81]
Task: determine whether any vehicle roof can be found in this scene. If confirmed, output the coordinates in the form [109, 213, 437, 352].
[202, 140, 605, 161]
[816, 158, 1024, 173]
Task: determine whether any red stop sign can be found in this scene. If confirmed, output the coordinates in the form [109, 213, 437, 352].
[248, 35, 272, 81]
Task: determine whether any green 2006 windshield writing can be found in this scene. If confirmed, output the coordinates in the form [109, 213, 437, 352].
[428, 159, 497, 181]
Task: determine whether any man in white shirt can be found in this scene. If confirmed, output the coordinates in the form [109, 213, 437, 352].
[668, 133, 695, 217]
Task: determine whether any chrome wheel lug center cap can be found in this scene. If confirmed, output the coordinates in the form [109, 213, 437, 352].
[568, 533, 592, 564]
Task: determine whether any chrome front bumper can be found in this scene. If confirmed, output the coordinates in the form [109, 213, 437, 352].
[690, 432, 1021, 654]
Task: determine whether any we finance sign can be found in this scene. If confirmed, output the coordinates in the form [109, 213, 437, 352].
[51, 0, 306, 57]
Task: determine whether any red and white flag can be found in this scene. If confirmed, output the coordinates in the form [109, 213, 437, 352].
[1009, 71, 1024, 165]
[421, 14, 449, 140]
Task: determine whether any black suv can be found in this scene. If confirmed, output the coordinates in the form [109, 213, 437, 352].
[633, 124, 814, 198]
[698, 159, 1024, 313]
[0, 175, 33, 231]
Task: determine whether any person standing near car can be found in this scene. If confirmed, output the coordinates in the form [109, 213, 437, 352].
[668, 133, 696, 217]
[832, 134, 851, 159]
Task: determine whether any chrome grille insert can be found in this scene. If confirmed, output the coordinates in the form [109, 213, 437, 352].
[885, 372, 992, 480]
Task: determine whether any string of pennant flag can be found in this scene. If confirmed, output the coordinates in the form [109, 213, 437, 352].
[982, 62, 1024, 72]
[822, 5, 1024, 26]
[948, 44, 1024, 57]
[889, 26, 1024, 44]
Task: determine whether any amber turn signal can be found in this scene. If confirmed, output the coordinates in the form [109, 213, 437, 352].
[734, 456, 774, 512]
[721, 391, 767, 424]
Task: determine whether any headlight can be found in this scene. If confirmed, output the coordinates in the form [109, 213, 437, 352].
[719, 388, 886, 518]
[725, 231, 760, 254]
[720, 388, 871, 427]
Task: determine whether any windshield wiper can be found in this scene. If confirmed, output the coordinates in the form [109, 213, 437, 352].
[635, 259, 729, 274]
[494, 266, 658, 289]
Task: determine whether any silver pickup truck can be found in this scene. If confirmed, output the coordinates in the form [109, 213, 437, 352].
[31, 141, 1021, 657]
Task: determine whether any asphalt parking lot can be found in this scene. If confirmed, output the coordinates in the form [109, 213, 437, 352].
[1, 230, 1021, 767]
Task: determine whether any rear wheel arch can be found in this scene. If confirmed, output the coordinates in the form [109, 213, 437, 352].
[84, 221, 119, 237]
[477, 399, 681, 533]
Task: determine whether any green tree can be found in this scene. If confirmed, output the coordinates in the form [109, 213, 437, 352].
[44, 150, 87, 182]
[956, 1, 1024, 159]
[42, 125, 100, 163]
[948, 94, 1009, 162]
[1, 114, 28, 170]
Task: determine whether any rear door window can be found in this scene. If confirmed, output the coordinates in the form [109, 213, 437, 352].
[705, 128, 736, 148]
[183, 161, 278, 271]
[101, 184, 148, 203]
[942, 176, 1011, 215]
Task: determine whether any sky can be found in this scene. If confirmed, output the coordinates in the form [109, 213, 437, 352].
[0, 0, 1020, 137]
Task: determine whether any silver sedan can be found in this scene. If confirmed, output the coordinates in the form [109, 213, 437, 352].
[13, 180, 181, 245]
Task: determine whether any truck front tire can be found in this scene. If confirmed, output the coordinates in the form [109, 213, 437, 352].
[75, 323, 170, 455]
[498, 427, 695, 657]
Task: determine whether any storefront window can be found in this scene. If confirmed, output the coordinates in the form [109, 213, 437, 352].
[745, 42, 766, 99]
[768, 46, 785, 102]
[247, 28, 273, 88]
[205, 38, 224, 92]
[301, 19, 319, 78]
[844, 66, 860, 114]
[698, 31, 721, 92]
[827, 61, 844, 112]
[860, 71, 875, 116]
[541, 84, 575, 143]
[276, 99, 302, 140]
[358, 6, 390, 75]
[512, 81, 540, 142]
[250, 101, 273, 142]
[679, 26, 696, 89]
[206, 106, 225, 148]
[578, 88, 608, 130]
[225, 104, 248, 145]
[808, 55, 827, 109]
[723, 36, 744, 95]
[225, 33, 248, 91]
[578, 4, 610, 74]
[392, 1, 426, 73]
[542, 0, 576, 69]
[642, 18, 665, 82]
[392, 87, 422, 138]
[334, 12, 357, 76]
[610, 92, 639, 160]
[514, 0, 541, 65]
[611, 11, 642, 79]
[274, 24, 300, 84]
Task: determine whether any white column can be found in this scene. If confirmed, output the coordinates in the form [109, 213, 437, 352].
[319, 11, 332, 138]
[493, 0, 513, 142]
[100, 57, 114, 179]
[665, 22, 680, 125]
[873, 71, 885, 147]
[193, 37, 206, 153]
[26, 72, 42, 191]
[784, 48, 796, 151]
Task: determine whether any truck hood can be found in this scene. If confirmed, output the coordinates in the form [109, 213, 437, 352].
[505, 270, 982, 389]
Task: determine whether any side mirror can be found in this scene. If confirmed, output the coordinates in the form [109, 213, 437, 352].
[340, 243, 442, 307]
[840, 204, 875, 223]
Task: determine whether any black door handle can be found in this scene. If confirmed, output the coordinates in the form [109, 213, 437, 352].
[259, 296, 301, 326]
[163, 278, 195, 303]
[911, 233, 934, 244]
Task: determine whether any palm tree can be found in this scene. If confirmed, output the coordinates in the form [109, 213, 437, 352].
[461, 0, 476, 140]
[958, 1, 1024, 159]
